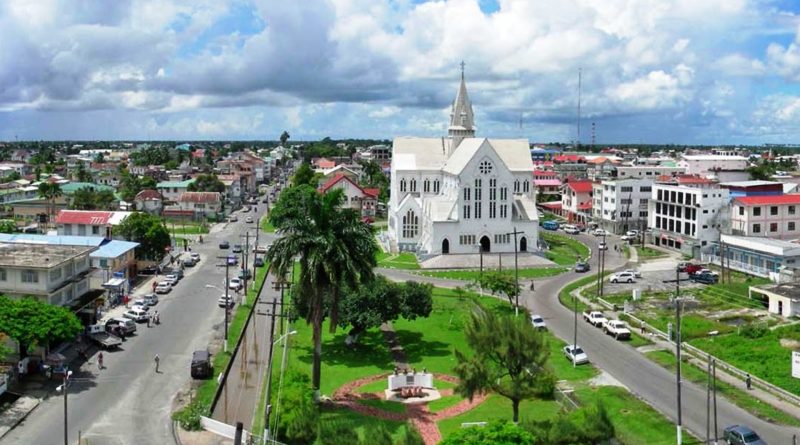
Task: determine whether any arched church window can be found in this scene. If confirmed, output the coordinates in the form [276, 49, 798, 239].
[523, 180, 530, 193]
[402, 209, 418, 238]
[424, 179, 430, 193]
[400, 178, 407, 192]
[410, 179, 417, 192]
[514, 179, 520, 193]
[433, 179, 440, 193]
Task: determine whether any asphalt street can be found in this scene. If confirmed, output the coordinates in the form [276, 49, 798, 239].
[0, 204, 269, 445]
[381, 232, 799, 443]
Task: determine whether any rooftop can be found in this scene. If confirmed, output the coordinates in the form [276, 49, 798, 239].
[719, 180, 782, 188]
[734, 194, 800, 206]
[56, 210, 113, 225]
[157, 179, 195, 189]
[719, 234, 800, 257]
[0, 243, 95, 268]
[60, 182, 116, 194]
[90, 240, 140, 259]
[564, 180, 594, 193]
[178, 192, 221, 204]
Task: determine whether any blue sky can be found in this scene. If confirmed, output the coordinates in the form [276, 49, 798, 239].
[1, 0, 800, 144]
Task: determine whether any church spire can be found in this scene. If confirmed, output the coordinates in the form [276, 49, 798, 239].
[448, 61, 475, 151]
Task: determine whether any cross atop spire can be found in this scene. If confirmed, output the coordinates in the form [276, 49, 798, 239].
[448, 64, 475, 152]
[460, 60, 465, 80]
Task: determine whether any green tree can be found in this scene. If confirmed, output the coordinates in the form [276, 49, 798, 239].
[37, 182, 62, 227]
[280, 130, 290, 146]
[454, 303, 555, 423]
[74, 163, 94, 182]
[119, 173, 158, 202]
[203, 148, 215, 165]
[3, 171, 21, 182]
[440, 421, 537, 445]
[474, 271, 521, 309]
[72, 187, 117, 210]
[291, 163, 316, 187]
[0, 296, 83, 356]
[337, 277, 432, 343]
[116, 213, 171, 260]
[0, 220, 16, 233]
[187, 174, 225, 193]
[94, 152, 105, 163]
[265, 185, 377, 399]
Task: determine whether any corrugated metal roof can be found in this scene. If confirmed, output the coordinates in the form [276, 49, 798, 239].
[0, 233, 105, 246]
[90, 240, 139, 258]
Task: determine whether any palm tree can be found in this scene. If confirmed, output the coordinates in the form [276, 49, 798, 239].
[37, 182, 63, 228]
[266, 185, 377, 399]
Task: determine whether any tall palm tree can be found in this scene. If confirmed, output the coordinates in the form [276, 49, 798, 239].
[266, 185, 377, 399]
[37, 182, 62, 228]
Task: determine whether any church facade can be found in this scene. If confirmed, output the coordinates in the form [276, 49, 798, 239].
[387, 74, 539, 255]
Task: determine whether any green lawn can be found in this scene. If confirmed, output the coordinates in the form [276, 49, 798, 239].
[540, 232, 590, 266]
[316, 407, 413, 444]
[427, 394, 464, 413]
[261, 218, 275, 233]
[168, 224, 209, 235]
[636, 246, 668, 260]
[357, 397, 407, 414]
[644, 313, 735, 341]
[690, 323, 800, 397]
[418, 266, 568, 282]
[437, 394, 562, 440]
[645, 350, 800, 427]
[376, 251, 420, 270]
[574, 386, 702, 445]
[558, 273, 605, 313]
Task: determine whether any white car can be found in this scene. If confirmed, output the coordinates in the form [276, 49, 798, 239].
[218, 295, 235, 308]
[253, 245, 269, 254]
[694, 268, 719, 277]
[530, 314, 546, 330]
[592, 228, 608, 236]
[190, 252, 200, 261]
[228, 277, 243, 290]
[155, 282, 172, 294]
[123, 307, 149, 323]
[609, 272, 636, 283]
[245, 216, 254, 223]
[131, 299, 152, 310]
[164, 274, 179, 285]
[143, 294, 159, 306]
[562, 225, 580, 235]
[622, 269, 642, 278]
[228, 215, 238, 222]
[598, 242, 608, 251]
[621, 230, 639, 241]
[563, 345, 589, 365]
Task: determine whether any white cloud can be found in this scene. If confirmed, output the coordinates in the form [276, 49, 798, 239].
[716, 53, 767, 76]
[368, 106, 401, 118]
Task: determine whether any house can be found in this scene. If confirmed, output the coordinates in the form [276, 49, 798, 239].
[318, 174, 378, 217]
[750, 283, 800, 317]
[561, 180, 594, 224]
[11, 150, 31, 163]
[647, 176, 730, 255]
[585, 156, 621, 181]
[704, 234, 800, 280]
[134, 189, 163, 214]
[168, 192, 222, 217]
[720, 180, 785, 198]
[90, 240, 140, 294]
[319, 164, 360, 181]
[533, 178, 562, 202]
[218, 174, 244, 204]
[156, 179, 195, 202]
[592, 178, 652, 234]
[388, 73, 538, 255]
[56, 210, 132, 239]
[60, 182, 116, 197]
[730, 194, 800, 240]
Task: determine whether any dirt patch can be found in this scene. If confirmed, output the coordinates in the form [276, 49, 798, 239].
[780, 338, 800, 349]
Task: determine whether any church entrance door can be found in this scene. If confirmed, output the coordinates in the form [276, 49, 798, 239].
[520, 237, 527, 252]
[480, 236, 490, 253]
[442, 239, 450, 254]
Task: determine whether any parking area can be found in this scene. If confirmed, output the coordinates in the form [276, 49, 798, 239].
[603, 266, 704, 296]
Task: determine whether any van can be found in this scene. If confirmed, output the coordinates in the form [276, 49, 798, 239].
[542, 221, 560, 231]
[562, 224, 579, 234]
[191, 350, 212, 379]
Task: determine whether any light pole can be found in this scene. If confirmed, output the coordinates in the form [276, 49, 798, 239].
[504, 227, 524, 316]
[266, 330, 297, 444]
[56, 369, 73, 445]
[675, 265, 683, 445]
[207, 279, 230, 352]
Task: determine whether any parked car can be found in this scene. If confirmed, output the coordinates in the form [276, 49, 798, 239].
[693, 268, 719, 277]
[218, 295, 235, 308]
[592, 228, 608, 236]
[242, 206, 250, 212]
[105, 317, 137, 335]
[238, 269, 252, 280]
[155, 282, 172, 294]
[254, 245, 269, 254]
[123, 307, 149, 323]
[562, 224, 580, 235]
[232, 244, 243, 253]
[228, 215, 238, 222]
[164, 274, 179, 286]
[254, 257, 265, 267]
[690, 272, 718, 284]
[131, 299, 152, 310]
[621, 230, 639, 241]
[622, 269, 642, 278]
[530, 314, 547, 330]
[598, 242, 608, 251]
[190, 252, 200, 261]
[227, 255, 238, 266]
[229, 277, 243, 290]
[219, 241, 230, 249]
[603, 320, 632, 340]
[582, 311, 608, 327]
[139, 265, 158, 275]
[609, 272, 636, 283]
[143, 294, 159, 306]
[183, 257, 197, 267]
[168, 268, 184, 280]
[542, 220, 560, 231]
[574, 261, 590, 273]
[563, 345, 589, 365]
[191, 350, 212, 379]
[245, 216, 254, 223]
[722, 425, 766, 445]
[678, 262, 703, 274]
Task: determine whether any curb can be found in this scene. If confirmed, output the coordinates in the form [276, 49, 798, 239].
[0, 396, 41, 441]
[171, 420, 184, 445]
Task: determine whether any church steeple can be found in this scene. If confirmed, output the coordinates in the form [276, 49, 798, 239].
[448, 61, 475, 151]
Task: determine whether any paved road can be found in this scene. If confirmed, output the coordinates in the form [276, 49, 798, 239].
[0, 205, 269, 445]
[381, 232, 799, 443]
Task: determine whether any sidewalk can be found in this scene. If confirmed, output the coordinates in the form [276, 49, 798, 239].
[0, 396, 39, 440]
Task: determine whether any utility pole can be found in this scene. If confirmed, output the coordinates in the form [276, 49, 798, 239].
[263, 298, 278, 443]
[573, 288, 578, 368]
[713, 358, 718, 443]
[706, 355, 711, 444]
[505, 227, 524, 316]
[63, 370, 68, 445]
[675, 265, 683, 445]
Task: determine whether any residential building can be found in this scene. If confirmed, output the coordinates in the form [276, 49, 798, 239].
[593, 178, 652, 234]
[703, 234, 800, 280]
[0, 243, 93, 306]
[533, 178, 561, 202]
[56, 210, 132, 239]
[560, 180, 593, 224]
[648, 176, 730, 255]
[720, 180, 784, 198]
[157, 179, 195, 202]
[615, 164, 685, 179]
[133, 189, 163, 214]
[730, 194, 800, 240]
[750, 283, 800, 317]
[168, 192, 222, 218]
[318, 174, 379, 217]
[677, 154, 749, 179]
[218, 174, 243, 204]
[388, 73, 539, 255]
[585, 157, 621, 181]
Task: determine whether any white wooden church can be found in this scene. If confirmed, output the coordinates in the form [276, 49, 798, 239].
[387, 72, 539, 255]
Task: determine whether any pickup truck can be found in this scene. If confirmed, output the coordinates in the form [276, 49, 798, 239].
[582, 311, 608, 327]
[86, 325, 122, 349]
[602, 320, 631, 340]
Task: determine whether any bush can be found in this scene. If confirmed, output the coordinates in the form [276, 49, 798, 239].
[318, 419, 359, 445]
[394, 423, 424, 445]
[171, 400, 208, 431]
[520, 402, 614, 445]
[739, 323, 769, 339]
[361, 424, 392, 445]
[275, 371, 319, 444]
[439, 422, 537, 445]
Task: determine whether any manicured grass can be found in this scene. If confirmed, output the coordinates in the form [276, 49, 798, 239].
[427, 394, 465, 413]
[540, 232, 590, 266]
[376, 251, 420, 270]
[261, 218, 275, 233]
[691, 323, 800, 396]
[356, 379, 391, 394]
[574, 386, 703, 445]
[543, 330, 599, 382]
[356, 397, 407, 414]
[558, 273, 606, 313]
[636, 246, 668, 260]
[418, 266, 568, 282]
[317, 407, 412, 443]
[437, 394, 562, 440]
[645, 350, 800, 427]
[169, 224, 209, 235]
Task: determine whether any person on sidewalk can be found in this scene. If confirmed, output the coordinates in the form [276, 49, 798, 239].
[147, 313, 152, 328]
[154, 354, 160, 373]
[98, 352, 103, 370]
[746, 373, 752, 390]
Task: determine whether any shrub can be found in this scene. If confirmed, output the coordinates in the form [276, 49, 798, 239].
[739, 323, 769, 339]
[318, 419, 359, 445]
[394, 423, 425, 445]
[439, 421, 537, 445]
[275, 371, 319, 444]
[520, 402, 614, 445]
[171, 400, 208, 431]
[361, 424, 392, 445]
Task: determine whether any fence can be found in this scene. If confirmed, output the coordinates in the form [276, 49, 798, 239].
[200, 416, 252, 443]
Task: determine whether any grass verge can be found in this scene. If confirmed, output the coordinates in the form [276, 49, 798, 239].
[418, 266, 568, 282]
[540, 232, 591, 266]
[436, 394, 562, 440]
[376, 251, 420, 270]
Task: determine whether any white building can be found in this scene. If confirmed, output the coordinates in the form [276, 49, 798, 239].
[593, 178, 652, 234]
[648, 176, 730, 255]
[388, 74, 538, 255]
[677, 155, 749, 179]
[615, 164, 686, 179]
[0, 243, 93, 306]
[730, 194, 800, 240]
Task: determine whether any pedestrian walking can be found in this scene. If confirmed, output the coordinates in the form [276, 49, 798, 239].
[147, 313, 152, 328]
[154, 354, 160, 373]
[746, 373, 752, 390]
[154, 311, 160, 325]
[98, 352, 104, 370]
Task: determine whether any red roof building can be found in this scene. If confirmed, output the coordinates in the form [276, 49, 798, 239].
[56, 211, 113, 226]
[319, 174, 378, 217]
[734, 194, 800, 206]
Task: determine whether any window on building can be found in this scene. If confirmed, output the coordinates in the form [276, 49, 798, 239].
[475, 179, 482, 200]
[489, 202, 496, 218]
[500, 187, 508, 201]
[738, 207, 744, 215]
[640, 186, 652, 192]
[640, 198, 648, 205]
[523, 180, 530, 193]
[640, 211, 648, 217]
[92, 226, 100, 235]
[433, 180, 440, 193]
[401, 210, 419, 238]
[21, 269, 38, 283]
[463, 205, 471, 219]
[753, 223, 761, 233]
[410, 179, 417, 192]
[474, 202, 482, 218]
[657, 189, 663, 200]
[423, 179, 430, 193]
[770, 222, 778, 232]
[500, 204, 508, 218]
[789, 222, 796, 231]
[49, 268, 62, 282]
[489, 179, 497, 200]
[753, 207, 761, 216]
[621, 186, 633, 193]
[790, 206, 796, 215]
[463, 188, 471, 201]
[0, 269, 6, 281]
[514, 179, 520, 193]
[400, 178, 407, 192]
[479, 160, 493, 175]
[771, 206, 778, 216]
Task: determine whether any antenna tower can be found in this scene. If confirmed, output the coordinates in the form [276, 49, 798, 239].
[591, 122, 596, 146]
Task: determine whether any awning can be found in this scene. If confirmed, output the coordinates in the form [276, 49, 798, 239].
[102, 277, 126, 289]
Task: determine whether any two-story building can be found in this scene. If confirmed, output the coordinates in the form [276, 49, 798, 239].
[156, 179, 195, 203]
[167, 192, 222, 218]
[561, 180, 593, 224]
[318, 174, 379, 217]
[56, 210, 131, 239]
[730, 194, 800, 240]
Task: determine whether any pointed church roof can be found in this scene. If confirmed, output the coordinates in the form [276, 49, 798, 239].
[449, 70, 475, 132]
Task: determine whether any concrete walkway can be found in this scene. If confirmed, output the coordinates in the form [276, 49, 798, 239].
[420, 252, 556, 269]
[0, 396, 39, 440]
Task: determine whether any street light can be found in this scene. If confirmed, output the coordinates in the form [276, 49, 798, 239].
[266, 330, 297, 444]
[56, 369, 73, 445]
[206, 283, 230, 352]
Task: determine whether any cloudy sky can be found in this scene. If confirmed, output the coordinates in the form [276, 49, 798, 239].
[2, 0, 800, 144]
